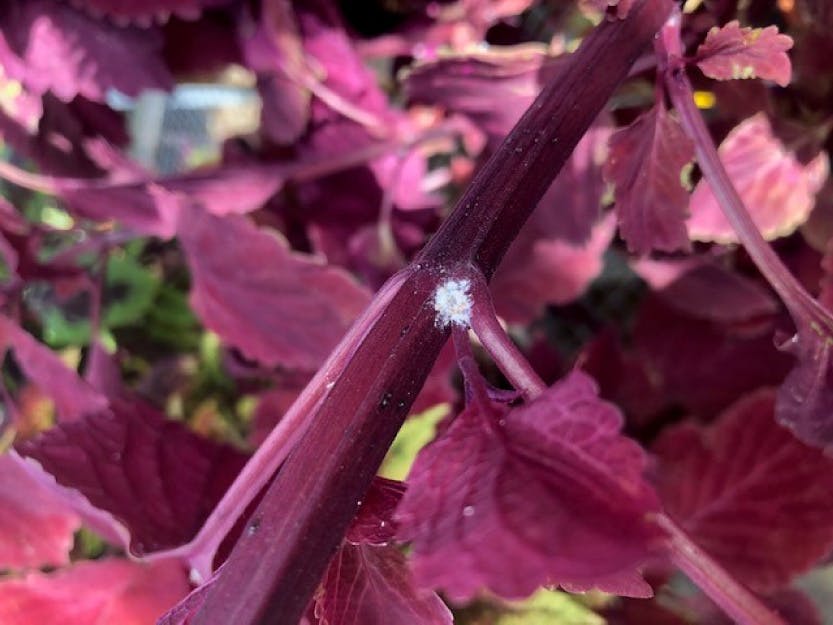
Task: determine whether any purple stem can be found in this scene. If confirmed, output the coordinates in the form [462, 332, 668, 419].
[452, 325, 492, 409]
[657, 515, 786, 625]
[143, 269, 410, 580]
[188, 2, 673, 623]
[468, 272, 547, 399]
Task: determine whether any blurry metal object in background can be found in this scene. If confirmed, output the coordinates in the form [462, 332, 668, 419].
[108, 73, 260, 175]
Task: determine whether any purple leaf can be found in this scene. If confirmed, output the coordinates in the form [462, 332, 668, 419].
[396, 370, 661, 601]
[605, 102, 694, 254]
[774, 315, 833, 447]
[314, 544, 452, 625]
[178, 206, 371, 370]
[695, 21, 794, 87]
[655, 389, 833, 591]
[17, 396, 248, 556]
[633, 257, 779, 325]
[346, 477, 405, 546]
[69, 0, 232, 24]
[491, 214, 615, 324]
[39, 164, 285, 238]
[535, 120, 612, 245]
[0, 558, 189, 625]
[240, 0, 310, 145]
[452, 115, 614, 309]
[628, 291, 792, 419]
[404, 47, 559, 148]
[313, 477, 451, 625]
[474, 95, 613, 311]
[0, 452, 80, 570]
[0, 0, 173, 103]
[0, 314, 108, 422]
[687, 113, 828, 244]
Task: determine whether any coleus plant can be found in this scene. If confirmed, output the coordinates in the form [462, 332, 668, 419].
[1, 0, 833, 624]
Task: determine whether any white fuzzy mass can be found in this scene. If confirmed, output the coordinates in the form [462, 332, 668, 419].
[433, 279, 472, 328]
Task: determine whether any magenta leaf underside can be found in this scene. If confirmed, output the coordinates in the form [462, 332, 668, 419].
[655, 389, 833, 592]
[396, 371, 661, 601]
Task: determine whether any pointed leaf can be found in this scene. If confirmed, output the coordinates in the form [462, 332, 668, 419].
[688, 113, 828, 243]
[178, 206, 370, 370]
[775, 318, 833, 448]
[346, 477, 405, 546]
[17, 396, 248, 556]
[314, 545, 452, 625]
[0, 558, 189, 625]
[0, 452, 80, 570]
[605, 103, 694, 254]
[315, 477, 451, 625]
[50, 164, 285, 239]
[0, 314, 108, 422]
[396, 371, 661, 601]
[655, 390, 833, 591]
[491, 214, 615, 324]
[0, 0, 173, 103]
[696, 21, 794, 87]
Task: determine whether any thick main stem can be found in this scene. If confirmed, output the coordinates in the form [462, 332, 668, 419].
[189, 2, 672, 623]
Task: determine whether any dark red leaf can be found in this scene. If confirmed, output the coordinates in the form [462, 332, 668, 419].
[313, 544, 452, 625]
[605, 103, 694, 254]
[178, 206, 371, 370]
[0, 558, 189, 625]
[0, 314, 108, 422]
[0, 0, 173, 103]
[346, 477, 405, 546]
[688, 113, 828, 243]
[396, 371, 661, 601]
[654, 389, 833, 591]
[695, 21, 794, 87]
[535, 120, 612, 245]
[0, 452, 80, 570]
[633, 257, 778, 325]
[628, 293, 792, 420]
[17, 397, 248, 556]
